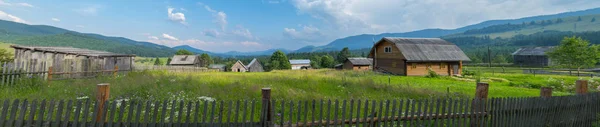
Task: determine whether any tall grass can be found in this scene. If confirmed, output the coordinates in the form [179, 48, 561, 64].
[0, 69, 573, 101]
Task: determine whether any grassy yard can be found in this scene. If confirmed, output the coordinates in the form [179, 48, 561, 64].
[1, 69, 590, 101]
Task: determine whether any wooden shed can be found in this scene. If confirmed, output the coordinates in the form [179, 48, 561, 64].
[368, 38, 470, 76]
[512, 46, 554, 67]
[11, 45, 135, 73]
[231, 60, 247, 72]
[289, 59, 310, 70]
[246, 58, 264, 72]
[169, 55, 202, 67]
[343, 58, 372, 70]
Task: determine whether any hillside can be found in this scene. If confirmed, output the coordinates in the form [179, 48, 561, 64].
[0, 20, 176, 57]
[446, 14, 600, 39]
[295, 7, 600, 53]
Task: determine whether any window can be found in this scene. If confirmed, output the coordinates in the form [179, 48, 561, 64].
[426, 63, 432, 68]
[411, 63, 417, 69]
[384, 46, 392, 53]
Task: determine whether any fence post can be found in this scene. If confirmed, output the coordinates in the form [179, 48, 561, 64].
[96, 83, 110, 121]
[261, 88, 272, 126]
[540, 87, 552, 98]
[113, 65, 119, 78]
[576, 80, 588, 95]
[471, 82, 489, 127]
[47, 66, 52, 82]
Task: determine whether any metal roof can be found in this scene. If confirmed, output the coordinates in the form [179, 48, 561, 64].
[512, 46, 555, 56]
[289, 59, 310, 65]
[11, 45, 135, 57]
[346, 58, 372, 65]
[169, 55, 199, 65]
[247, 58, 259, 67]
[377, 37, 471, 62]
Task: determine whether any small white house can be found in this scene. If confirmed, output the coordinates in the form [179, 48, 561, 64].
[289, 59, 310, 70]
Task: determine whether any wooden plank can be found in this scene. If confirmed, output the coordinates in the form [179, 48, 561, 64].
[310, 100, 316, 127]
[303, 100, 308, 126]
[396, 99, 404, 127]
[35, 100, 46, 127]
[279, 100, 285, 127]
[134, 101, 143, 127]
[71, 100, 82, 127]
[202, 100, 208, 125]
[107, 100, 117, 127]
[117, 100, 127, 127]
[341, 100, 348, 127]
[362, 100, 369, 127]
[150, 101, 161, 127]
[382, 100, 390, 127]
[52, 100, 64, 127]
[318, 100, 323, 127]
[126, 100, 135, 127]
[14, 100, 28, 127]
[234, 100, 240, 127]
[61, 100, 73, 127]
[0, 99, 9, 126]
[228, 101, 233, 127]
[184, 101, 192, 127]
[241, 100, 247, 127]
[324, 100, 330, 127]
[193, 101, 200, 126]
[250, 100, 257, 127]
[333, 100, 339, 127]
[405, 99, 413, 127]
[159, 100, 168, 127]
[177, 101, 184, 126]
[218, 101, 224, 126]
[288, 101, 294, 127]
[209, 101, 215, 126]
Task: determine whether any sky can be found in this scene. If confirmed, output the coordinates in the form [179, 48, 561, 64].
[1, 0, 600, 53]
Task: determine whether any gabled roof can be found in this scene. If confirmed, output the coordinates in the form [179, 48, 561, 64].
[247, 58, 259, 67]
[289, 59, 310, 65]
[346, 58, 373, 66]
[170, 55, 199, 65]
[11, 45, 135, 57]
[512, 46, 555, 56]
[372, 37, 471, 62]
[231, 60, 247, 69]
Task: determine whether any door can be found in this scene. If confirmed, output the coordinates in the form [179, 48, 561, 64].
[453, 64, 459, 75]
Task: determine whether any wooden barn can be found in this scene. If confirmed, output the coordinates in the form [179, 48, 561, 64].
[246, 58, 264, 72]
[209, 64, 227, 72]
[231, 60, 247, 72]
[343, 58, 372, 70]
[230, 58, 264, 72]
[11, 45, 135, 73]
[169, 55, 202, 67]
[512, 46, 554, 67]
[289, 59, 310, 70]
[368, 38, 470, 76]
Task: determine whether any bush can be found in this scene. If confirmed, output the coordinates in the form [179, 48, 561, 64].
[425, 68, 440, 78]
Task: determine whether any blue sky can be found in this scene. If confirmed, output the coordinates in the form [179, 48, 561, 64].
[1, 0, 600, 53]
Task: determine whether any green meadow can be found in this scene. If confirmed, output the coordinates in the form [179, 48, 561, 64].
[2, 69, 594, 101]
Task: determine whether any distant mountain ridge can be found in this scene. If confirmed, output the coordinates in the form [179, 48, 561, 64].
[295, 7, 600, 53]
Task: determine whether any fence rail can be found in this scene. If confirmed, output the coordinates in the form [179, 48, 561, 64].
[0, 61, 130, 86]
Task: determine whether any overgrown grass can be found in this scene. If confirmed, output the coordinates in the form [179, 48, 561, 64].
[0, 69, 579, 101]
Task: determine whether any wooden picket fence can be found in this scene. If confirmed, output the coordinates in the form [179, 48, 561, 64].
[1, 82, 600, 127]
[0, 93, 599, 127]
[0, 61, 129, 86]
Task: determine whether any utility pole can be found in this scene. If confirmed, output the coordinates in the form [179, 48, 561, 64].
[488, 46, 492, 68]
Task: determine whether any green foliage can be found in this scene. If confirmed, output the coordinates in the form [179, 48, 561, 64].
[309, 55, 321, 69]
[0, 49, 13, 63]
[166, 58, 172, 65]
[320, 55, 335, 68]
[492, 55, 507, 63]
[546, 36, 600, 71]
[175, 49, 194, 55]
[425, 68, 440, 78]
[200, 53, 213, 67]
[269, 50, 291, 70]
[153, 57, 162, 65]
[337, 47, 351, 63]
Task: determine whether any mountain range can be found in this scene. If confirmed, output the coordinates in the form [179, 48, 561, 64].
[1, 7, 600, 57]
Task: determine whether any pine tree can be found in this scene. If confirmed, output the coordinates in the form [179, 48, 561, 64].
[166, 58, 172, 65]
[337, 47, 351, 63]
[529, 21, 536, 25]
[153, 57, 162, 65]
[556, 18, 563, 23]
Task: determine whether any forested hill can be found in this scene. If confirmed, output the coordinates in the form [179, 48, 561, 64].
[295, 7, 600, 53]
[0, 20, 176, 57]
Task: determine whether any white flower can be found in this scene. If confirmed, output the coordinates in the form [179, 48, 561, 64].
[197, 96, 216, 102]
[76, 96, 89, 100]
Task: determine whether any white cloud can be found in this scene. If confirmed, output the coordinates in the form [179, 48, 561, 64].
[204, 5, 227, 30]
[240, 41, 262, 47]
[290, 0, 600, 36]
[148, 36, 159, 40]
[75, 5, 101, 16]
[202, 29, 220, 38]
[232, 26, 256, 40]
[162, 33, 179, 41]
[17, 3, 33, 7]
[75, 25, 84, 28]
[0, 10, 27, 24]
[168, 7, 186, 24]
[51, 18, 60, 22]
[0, 1, 33, 7]
[283, 25, 324, 42]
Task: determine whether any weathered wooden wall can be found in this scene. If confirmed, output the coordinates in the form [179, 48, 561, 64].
[13, 49, 134, 75]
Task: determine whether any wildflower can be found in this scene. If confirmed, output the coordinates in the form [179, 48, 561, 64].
[76, 96, 89, 100]
[197, 96, 216, 102]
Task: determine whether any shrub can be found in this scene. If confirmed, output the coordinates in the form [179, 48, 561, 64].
[425, 68, 440, 78]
